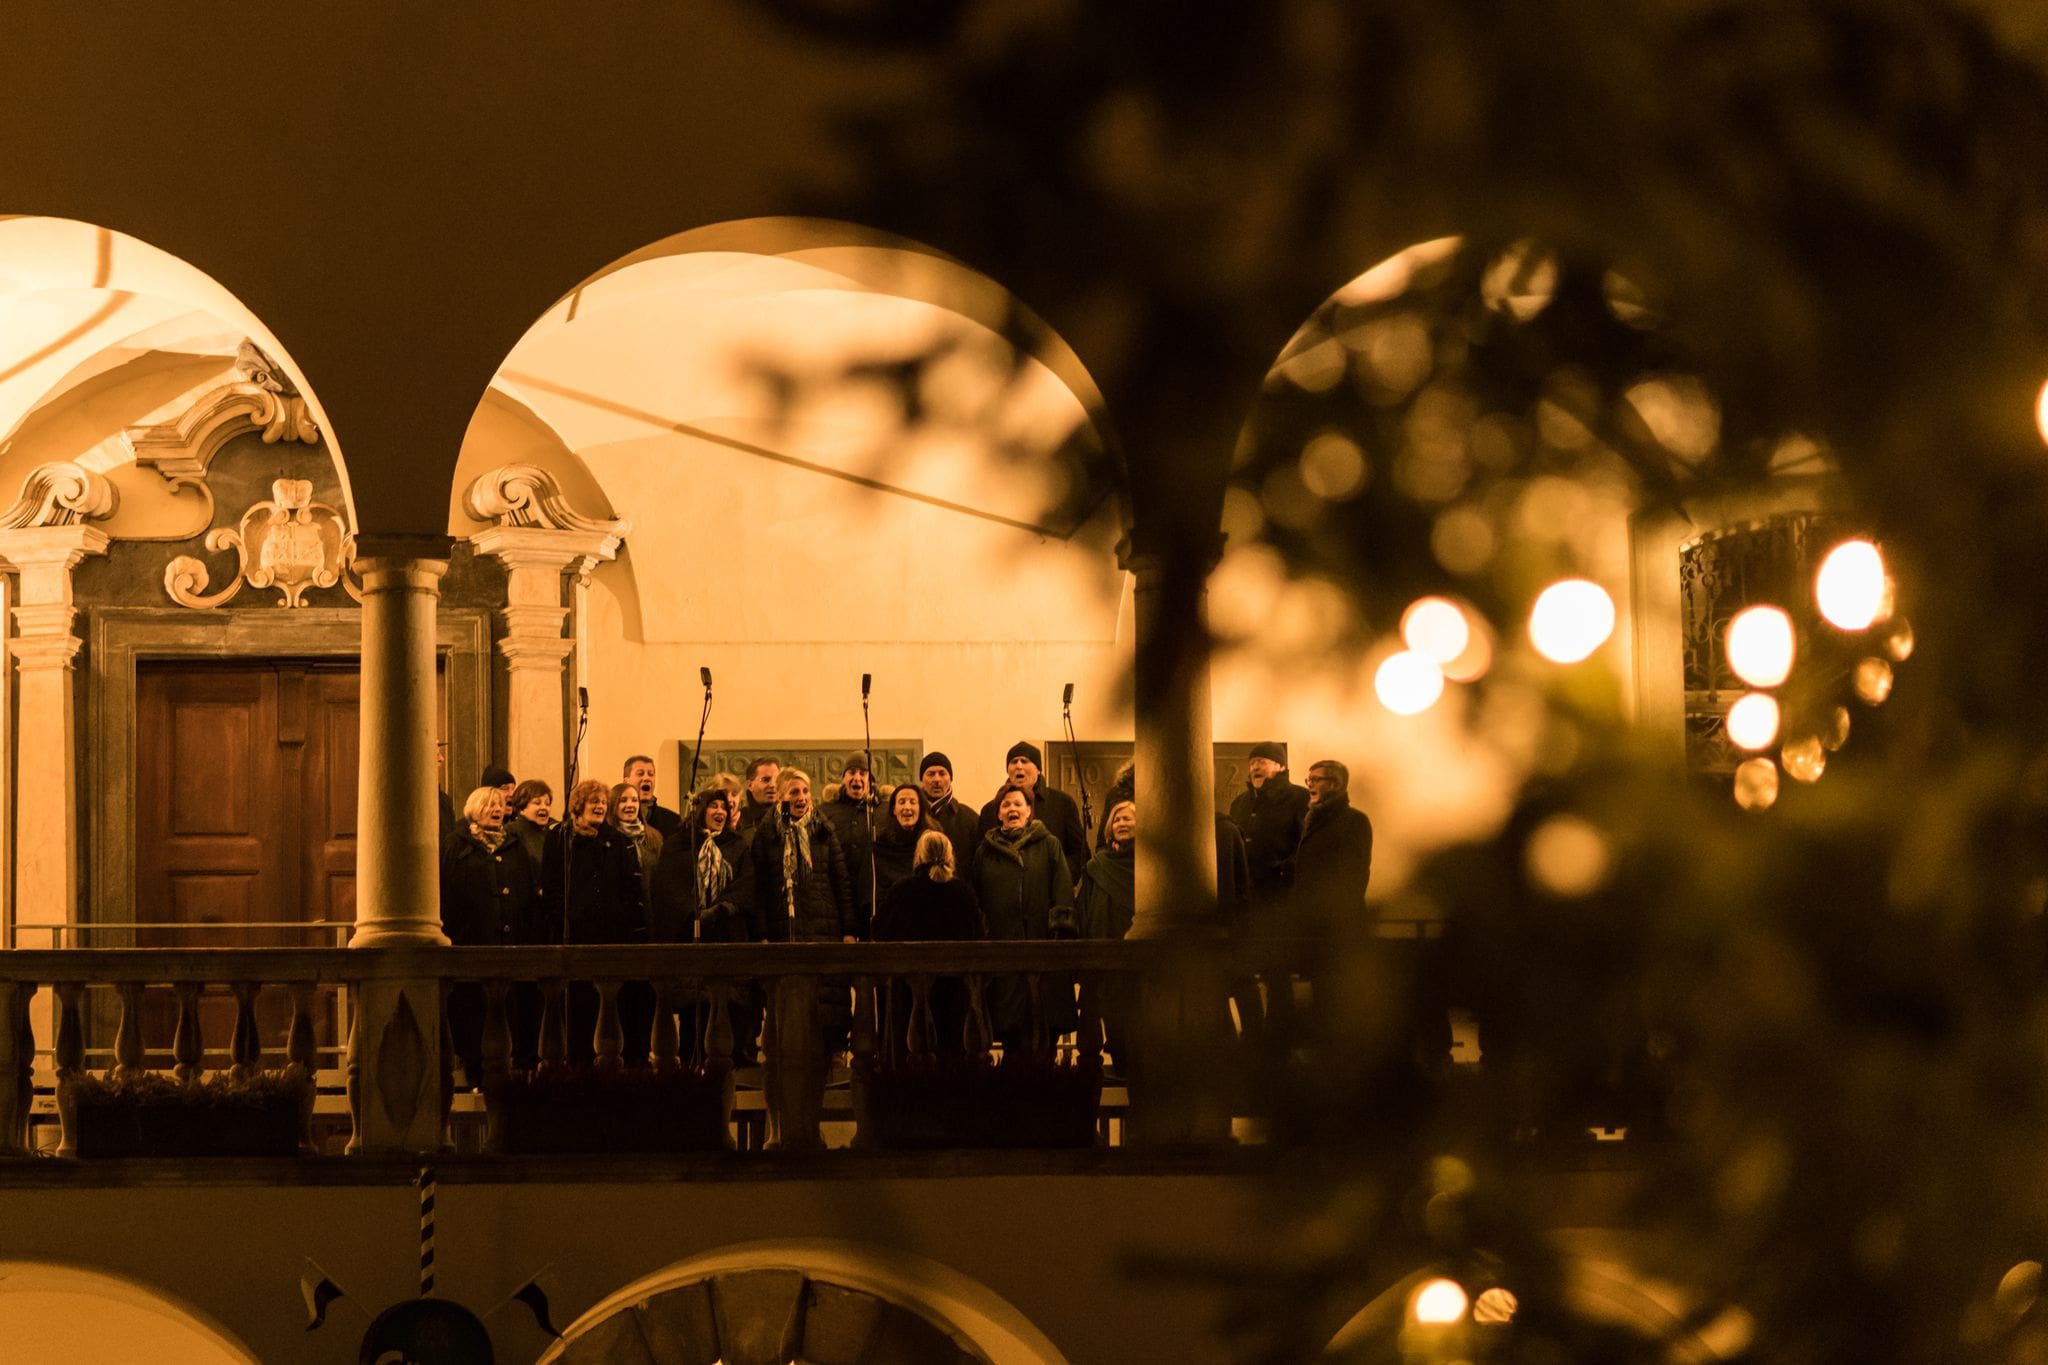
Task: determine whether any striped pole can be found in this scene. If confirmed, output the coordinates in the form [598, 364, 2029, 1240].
[416, 1165, 437, 1298]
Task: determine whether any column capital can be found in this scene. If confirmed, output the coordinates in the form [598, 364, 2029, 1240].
[498, 631, 575, 668]
[0, 524, 111, 577]
[470, 524, 624, 574]
[8, 631, 84, 670]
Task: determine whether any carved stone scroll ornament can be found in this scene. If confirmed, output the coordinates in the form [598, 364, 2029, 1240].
[125, 340, 320, 491]
[0, 461, 118, 529]
[165, 477, 364, 608]
[463, 462, 626, 535]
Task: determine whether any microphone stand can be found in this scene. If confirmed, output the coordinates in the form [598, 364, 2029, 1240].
[1063, 688, 1093, 842]
[687, 673, 713, 943]
[861, 676, 876, 936]
[558, 689, 589, 1063]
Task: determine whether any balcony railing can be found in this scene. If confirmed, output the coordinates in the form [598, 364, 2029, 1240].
[0, 941, 1282, 1159]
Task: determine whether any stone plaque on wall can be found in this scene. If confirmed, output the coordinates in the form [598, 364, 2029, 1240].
[1045, 741, 1272, 815]
[680, 739, 924, 795]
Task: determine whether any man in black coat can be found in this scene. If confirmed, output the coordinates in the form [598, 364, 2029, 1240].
[977, 741, 1090, 877]
[819, 754, 879, 938]
[623, 754, 685, 840]
[737, 756, 780, 842]
[1293, 758, 1374, 923]
[1229, 742, 1311, 908]
[918, 750, 981, 869]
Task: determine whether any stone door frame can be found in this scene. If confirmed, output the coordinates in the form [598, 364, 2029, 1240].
[84, 606, 490, 930]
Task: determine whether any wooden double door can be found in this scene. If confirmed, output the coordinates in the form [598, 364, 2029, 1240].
[135, 662, 361, 946]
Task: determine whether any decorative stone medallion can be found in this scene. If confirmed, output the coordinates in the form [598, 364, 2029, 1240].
[164, 477, 363, 608]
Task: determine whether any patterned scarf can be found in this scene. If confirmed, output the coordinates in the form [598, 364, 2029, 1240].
[779, 812, 816, 920]
[472, 824, 506, 851]
[695, 832, 731, 909]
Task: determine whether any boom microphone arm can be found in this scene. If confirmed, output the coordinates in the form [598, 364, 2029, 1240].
[1062, 682, 1092, 838]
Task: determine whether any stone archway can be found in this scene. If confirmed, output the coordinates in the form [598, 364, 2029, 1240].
[545, 1238, 1069, 1365]
[0, 1259, 260, 1365]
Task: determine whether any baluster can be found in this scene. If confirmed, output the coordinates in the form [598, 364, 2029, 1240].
[907, 976, 934, 1058]
[593, 980, 623, 1072]
[704, 980, 736, 1151]
[172, 983, 204, 1086]
[0, 982, 28, 1156]
[653, 982, 682, 1072]
[344, 1004, 363, 1155]
[1076, 972, 1103, 1072]
[963, 974, 991, 1061]
[850, 974, 877, 1150]
[1025, 971, 1045, 1059]
[113, 982, 145, 1080]
[537, 980, 566, 1074]
[54, 982, 85, 1158]
[763, 976, 825, 1150]
[481, 981, 511, 1088]
[288, 982, 318, 1154]
[228, 982, 260, 1079]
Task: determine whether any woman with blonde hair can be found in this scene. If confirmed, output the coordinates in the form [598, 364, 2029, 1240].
[873, 831, 985, 1055]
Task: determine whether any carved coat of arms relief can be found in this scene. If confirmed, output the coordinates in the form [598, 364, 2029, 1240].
[165, 478, 363, 609]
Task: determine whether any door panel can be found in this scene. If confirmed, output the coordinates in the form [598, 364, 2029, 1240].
[136, 662, 376, 1058]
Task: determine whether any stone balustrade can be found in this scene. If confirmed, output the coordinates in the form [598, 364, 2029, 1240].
[0, 941, 1254, 1159]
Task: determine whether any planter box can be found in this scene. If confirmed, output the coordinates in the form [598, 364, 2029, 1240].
[859, 1056, 1102, 1150]
[69, 1074, 307, 1158]
[486, 1063, 731, 1155]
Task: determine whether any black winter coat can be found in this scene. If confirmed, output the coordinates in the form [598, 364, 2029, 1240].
[439, 828, 536, 945]
[1229, 772, 1311, 903]
[641, 798, 686, 841]
[648, 828, 751, 943]
[537, 824, 646, 944]
[924, 793, 982, 874]
[819, 791, 879, 935]
[1294, 793, 1373, 921]
[977, 783, 1090, 879]
[746, 812, 857, 942]
[870, 818, 933, 899]
[873, 870, 986, 1054]
[970, 821, 1077, 1040]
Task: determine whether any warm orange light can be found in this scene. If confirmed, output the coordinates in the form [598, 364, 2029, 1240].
[1725, 692, 1780, 751]
[1473, 1287, 1520, 1325]
[1375, 650, 1446, 715]
[1854, 657, 1894, 705]
[2036, 376, 2048, 448]
[1734, 757, 1780, 811]
[1726, 605, 1795, 688]
[1411, 1278, 1470, 1325]
[1816, 540, 1886, 631]
[1401, 597, 1471, 665]
[1528, 579, 1615, 664]
[1781, 735, 1827, 783]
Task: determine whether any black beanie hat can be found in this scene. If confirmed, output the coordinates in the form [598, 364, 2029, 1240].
[918, 751, 952, 777]
[1248, 742, 1287, 766]
[480, 764, 516, 788]
[1006, 741, 1044, 768]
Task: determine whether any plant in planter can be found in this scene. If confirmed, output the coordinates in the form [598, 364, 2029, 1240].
[65, 1070, 310, 1158]
[857, 1052, 1104, 1150]
[484, 1062, 733, 1155]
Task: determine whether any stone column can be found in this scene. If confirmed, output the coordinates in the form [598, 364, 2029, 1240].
[349, 539, 452, 948]
[464, 467, 629, 799]
[1118, 532, 1233, 1146]
[1119, 538, 1221, 936]
[0, 465, 117, 931]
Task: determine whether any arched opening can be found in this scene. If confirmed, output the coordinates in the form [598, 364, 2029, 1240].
[453, 216, 1132, 810]
[0, 1259, 260, 1364]
[543, 1237, 1068, 1365]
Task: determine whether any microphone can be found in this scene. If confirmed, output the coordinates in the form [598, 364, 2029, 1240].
[1063, 682, 1074, 708]
[861, 673, 872, 700]
[577, 686, 589, 711]
[700, 666, 713, 691]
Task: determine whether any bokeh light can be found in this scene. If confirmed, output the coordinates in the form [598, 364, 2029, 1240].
[1472, 1287, 1520, 1325]
[1825, 705, 1852, 751]
[1480, 239, 1558, 321]
[1816, 539, 1887, 630]
[1299, 429, 1369, 500]
[1528, 579, 1616, 664]
[1735, 757, 1781, 811]
[1884, 616, 1915, 662]
[1726, 605, 1796, 687]
[1441, 618, 1495, 684]
[2037, 376, 2048, 447]
[1402, 597, 1472, 665]
[1781, 735, 1827, 783]
[1855, 656, 1895, 705]
[1726, 692, 1781, 751]
[1411, 1278, 1470, 1325]
[1526, 815, 1611, 897]
[1376, 650, 1446, 715]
